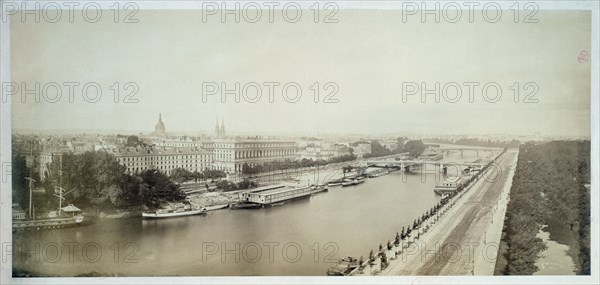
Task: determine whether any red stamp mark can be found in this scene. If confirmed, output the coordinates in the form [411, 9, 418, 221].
[578, 50, 589, 63]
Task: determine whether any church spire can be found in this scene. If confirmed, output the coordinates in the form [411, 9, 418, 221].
[220, 118, 226, 138]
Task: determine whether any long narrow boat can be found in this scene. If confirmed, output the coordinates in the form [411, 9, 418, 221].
[327, 178, 344, 187]
[203, 203, 229, 211]
[341, 178, 365, 187]
[229, 202, 263, 210]
[142, 207, 207, 219]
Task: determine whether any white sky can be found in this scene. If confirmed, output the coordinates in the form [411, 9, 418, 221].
[10, 9, 591, 137]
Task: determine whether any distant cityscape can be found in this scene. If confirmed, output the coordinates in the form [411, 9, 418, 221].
[12, 112, 582, 183]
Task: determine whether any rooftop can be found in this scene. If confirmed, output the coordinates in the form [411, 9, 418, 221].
[112, 147, 211, 156]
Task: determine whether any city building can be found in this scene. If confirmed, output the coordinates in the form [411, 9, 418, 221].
[296, 146, 333, 161]
[69, 141, 94, 153]
[21, 151, 57, 181]
[154, 139, 204, 149]
[113, 147, 212, 175]
[207, 139, 297, 173]
[296, 143, 353, 161]
[12, 137, 66, 182]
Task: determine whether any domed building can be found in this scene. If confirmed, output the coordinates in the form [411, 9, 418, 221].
[153, 113, 166, 136]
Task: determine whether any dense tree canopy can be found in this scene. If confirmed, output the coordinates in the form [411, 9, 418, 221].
[424, 137, 521, 148]
[241, 154, 356, 175]
[42, 151, 186, 210]
[501, 140, 590, 275]
[11, 155, 29, 208]
[402, 140, 427, 158]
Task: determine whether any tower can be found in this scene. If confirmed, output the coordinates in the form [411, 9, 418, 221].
[215, 117, 221, 138]
[220, 118, 226, 138]
[215, 117, 226, 138]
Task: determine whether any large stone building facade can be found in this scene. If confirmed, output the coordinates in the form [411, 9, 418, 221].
[206, 139, 297, 173]
[115, 139, 297, 175]
[112, 115, 298, 174]
[113, 147, 212, 175]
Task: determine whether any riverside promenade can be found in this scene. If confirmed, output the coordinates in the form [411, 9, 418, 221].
[352, 149, 517, 276]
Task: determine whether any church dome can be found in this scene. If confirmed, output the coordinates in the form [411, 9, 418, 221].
[154, 113, 166, 135]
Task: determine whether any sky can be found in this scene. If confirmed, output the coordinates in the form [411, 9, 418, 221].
[9, 8, 592, 137]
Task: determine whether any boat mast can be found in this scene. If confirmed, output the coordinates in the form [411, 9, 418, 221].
[24, 177, 35, 219]
[25, 141, 36, 219]
[54, 155, 76, 218]
[59, 154, 63, 217]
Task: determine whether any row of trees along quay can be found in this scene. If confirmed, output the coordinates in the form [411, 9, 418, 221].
[350, 149, 508, 275]
[423, 138, 522, 149]
[240, 139, 428, 175]
[495, 141, 591, 275]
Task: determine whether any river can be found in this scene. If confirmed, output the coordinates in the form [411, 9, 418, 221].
[12, 150, 496, 276]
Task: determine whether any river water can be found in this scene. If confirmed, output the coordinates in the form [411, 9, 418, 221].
[13, 150, 495, 276]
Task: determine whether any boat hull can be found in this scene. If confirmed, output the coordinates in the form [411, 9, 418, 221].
[142, 209, 207, 219]
[310, 185, 329, 195]
[13, 215, 85, 231]
[434, 188, 456, 195]
[203, 204, 229, 211]
[229, 202, 263, 210]
[326, 257, 358, 276]
[342, 180, 365, 187]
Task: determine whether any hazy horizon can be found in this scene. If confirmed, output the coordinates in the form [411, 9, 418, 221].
[10, 10, 592, 138]
[11, 125, 586, 140]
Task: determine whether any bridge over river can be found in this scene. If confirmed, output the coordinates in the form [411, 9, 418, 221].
[361, 159, 488, 174]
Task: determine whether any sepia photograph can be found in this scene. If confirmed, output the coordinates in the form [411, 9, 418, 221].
[0, 1, 597, 284]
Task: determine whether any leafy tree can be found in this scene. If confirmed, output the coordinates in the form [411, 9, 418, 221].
[500, 140, 590, 275]
[203, 169, 227, 180]
[46, 151, 127, 207]
[138, 169, 185, 208]
[403, 140, 427, 158]
[125, 135, 148, 147]
[11, 155, 29, 208]
[395, 137, 408, 152]
[170, 167, 193, 183]
[363, 141, 391, 158]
